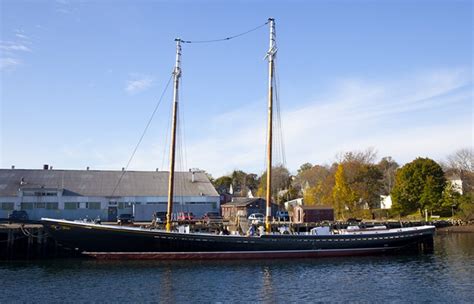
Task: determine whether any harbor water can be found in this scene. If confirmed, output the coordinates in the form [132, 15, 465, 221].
[1, 233, 473, 303]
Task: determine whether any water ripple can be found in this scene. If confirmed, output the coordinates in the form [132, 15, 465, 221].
[0, 233, 473, 303]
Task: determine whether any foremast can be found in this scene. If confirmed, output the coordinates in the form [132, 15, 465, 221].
[166, 38, 182, 232]
[265, 18, 276, 233]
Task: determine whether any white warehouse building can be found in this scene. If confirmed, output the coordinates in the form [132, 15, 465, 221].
[0, 168, 220, 221]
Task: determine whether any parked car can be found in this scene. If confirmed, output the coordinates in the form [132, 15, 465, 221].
[8, 210, 29, 222]
[248, 213, 264, 224]
[117, 214, 134, 225]
[153, 211, 167, 223]
[276, 211, 290, 221]
[177, 212, 194, 221]
[202, 212, 222, 223]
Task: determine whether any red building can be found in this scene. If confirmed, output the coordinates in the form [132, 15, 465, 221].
[292, 205, 334, 223]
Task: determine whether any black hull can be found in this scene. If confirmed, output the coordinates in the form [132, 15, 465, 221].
[42, 219, 435, 258]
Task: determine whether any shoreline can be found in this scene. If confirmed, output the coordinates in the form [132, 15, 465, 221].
[436, 225, 474, 233]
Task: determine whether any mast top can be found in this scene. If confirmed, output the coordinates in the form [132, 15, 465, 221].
[173, 38, 182, 77]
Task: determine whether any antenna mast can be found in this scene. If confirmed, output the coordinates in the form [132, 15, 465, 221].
[166, 38, 182, 232]
[265, 18, 276, 233]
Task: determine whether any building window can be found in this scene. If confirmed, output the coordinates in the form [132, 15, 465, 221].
[87, 202, 101, 209]
[64, 202, 79, 210]
[118, 202, 134, 209]
[21, 203, 34, 210]
[35, 202, 46, 209]
[46, 202, 58, 210]
[1, 203, 14, 210]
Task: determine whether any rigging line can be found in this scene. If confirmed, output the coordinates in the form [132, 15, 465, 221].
[161, 95, 173, 171]
[275, 60, 286, 167]
[111, 73, 173, 197]
[181, 21, 269, 44]
[274, 58, 285, 167]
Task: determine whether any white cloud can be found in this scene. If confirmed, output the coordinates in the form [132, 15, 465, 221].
[4, 68, 470, 177]
[125, 75, 154, 94]
[0, 58, 21, 70]
[0, 41, 31, 52]
[15, 33, 29, 40]
[180, 68, 472, 176]
[0, 36, 32, 70]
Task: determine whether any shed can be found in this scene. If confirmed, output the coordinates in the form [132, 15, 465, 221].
[293, 205, 334, 223]
[221, 198, 277, 219]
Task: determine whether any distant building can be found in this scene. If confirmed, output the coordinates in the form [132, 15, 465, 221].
[447, 177, 463, 195]
[283, 198, 303, 210]
[380, 195, 392, 209]
[221, 198, 278, 219]
[292, 205, 334, 223]
[0, 167, 219, 221]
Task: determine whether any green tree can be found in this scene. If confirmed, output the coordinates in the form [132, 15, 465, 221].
[297, 162, 313, 175]
[457, 193, 474, 221]
[440, 182, 461, 216]
[391, 158, 446, 216]
[256, 165, 291, 202]
[213, 176, 232, 194]
[419, 176, 442, 213]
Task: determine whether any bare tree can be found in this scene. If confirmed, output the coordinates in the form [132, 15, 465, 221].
[336, 147, 378, 165]
[447, 148, 473, 173]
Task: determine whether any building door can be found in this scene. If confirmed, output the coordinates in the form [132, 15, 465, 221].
[297, 208, 303, 223]
[108, 207, 118, 221]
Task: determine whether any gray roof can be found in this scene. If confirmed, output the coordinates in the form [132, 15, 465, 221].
[0, 169, 218, 197]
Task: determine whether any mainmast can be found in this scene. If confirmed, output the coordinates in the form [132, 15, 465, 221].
[265, 18, 276, 233]
[166, 38, 182, 232]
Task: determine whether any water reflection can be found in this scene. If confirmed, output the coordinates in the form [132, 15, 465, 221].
[159, 267, 175, 304]
[0, 233, 473, 303]
[261, 266, 275, 303]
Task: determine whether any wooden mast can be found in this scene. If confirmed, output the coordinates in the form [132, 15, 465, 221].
[166, 38, 182, 232]
[265, 18, 276, 233]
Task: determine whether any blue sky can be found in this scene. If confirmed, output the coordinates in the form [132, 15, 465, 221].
[1, 0, 472, 177]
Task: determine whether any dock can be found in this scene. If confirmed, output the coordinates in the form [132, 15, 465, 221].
[0, 222, 80, 259]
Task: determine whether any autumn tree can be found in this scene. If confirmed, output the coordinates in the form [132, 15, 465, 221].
[332, 164, 356, 219]
[391, 158, 446, 216]
[303, 173, 335, 206]
[336, 147, 377, 164]
[335, 150, 383, 210]
[295, 164, 331, 194]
